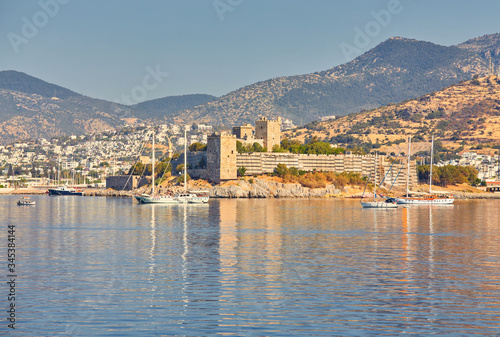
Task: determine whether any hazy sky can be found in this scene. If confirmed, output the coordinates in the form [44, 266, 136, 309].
[1, 0, 500, 104]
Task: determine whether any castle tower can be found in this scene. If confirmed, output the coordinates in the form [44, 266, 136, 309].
[207, 132, 237, 183]
[254, 116, 281, 152]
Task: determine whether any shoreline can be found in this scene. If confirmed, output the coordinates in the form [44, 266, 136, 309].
[2, 186, 500, 199]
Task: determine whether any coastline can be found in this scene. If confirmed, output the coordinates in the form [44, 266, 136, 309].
[2, 180, 500, 199]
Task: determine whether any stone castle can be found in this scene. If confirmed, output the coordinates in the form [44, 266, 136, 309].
[205, 117, 417, 186]
[108, 116, 417, 189]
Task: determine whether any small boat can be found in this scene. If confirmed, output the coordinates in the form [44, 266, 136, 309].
[47, 185, 84, 196]
[17, 196, 36, 206]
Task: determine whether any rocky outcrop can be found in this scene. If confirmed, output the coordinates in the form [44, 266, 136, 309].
[209, 179, 342, 198]
[83, 189, 134, 197]
[452, 192, 500, 199]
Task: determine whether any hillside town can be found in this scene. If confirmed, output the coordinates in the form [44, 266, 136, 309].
[0, 117, 499, 189]
[0, 123, 212, 188]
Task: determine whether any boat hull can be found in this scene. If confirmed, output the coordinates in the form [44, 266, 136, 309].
[134, 194, 210, 204]
[47, 189, 83, 196]
[185, 196, 209, 204]
[134, 195, 180, 204]
[176, 193, 209, 204]
[395, 198, 454, 205]
[361, 201, 399, 209]
[17, 201, 36, 205]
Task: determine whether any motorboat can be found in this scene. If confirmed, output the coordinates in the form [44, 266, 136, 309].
[47, 185, 84, 196]
[17, 196, 36, 205]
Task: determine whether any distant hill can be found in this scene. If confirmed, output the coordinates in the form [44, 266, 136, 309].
[0, 71, 216, 144]
[0, 71, 134, 144]
[0, 70, 80, 99]
[131, 94, 217, 120]
[284, 75, 500, 152]
[172, 34, 500, 126]
[2, 33, 500, 144]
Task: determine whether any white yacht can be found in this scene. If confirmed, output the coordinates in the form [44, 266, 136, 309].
[135, 131, 180, 204]
[394, 136, 454, 205]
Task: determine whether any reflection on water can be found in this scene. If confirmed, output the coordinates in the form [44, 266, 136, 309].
[2, 196, 500, 336]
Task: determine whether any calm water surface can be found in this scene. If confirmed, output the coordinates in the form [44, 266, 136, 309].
[1, 196, 500, 336]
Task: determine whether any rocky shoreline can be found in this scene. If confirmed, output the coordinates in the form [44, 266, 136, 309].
[2, 179, 500, 199]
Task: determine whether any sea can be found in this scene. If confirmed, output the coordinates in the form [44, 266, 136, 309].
[1, 195, 500, 336]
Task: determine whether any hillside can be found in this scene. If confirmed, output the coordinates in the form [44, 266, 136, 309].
[0, 71, 135, 144]
[0, 72, 215, 144]
[284, 75, 500, 153]
[171, 34, 500, 126]
[131, 94, 216, 120]
[0, 70, 80, 99]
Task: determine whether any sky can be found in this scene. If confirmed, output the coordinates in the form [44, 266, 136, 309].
[1, 0, 500, 104]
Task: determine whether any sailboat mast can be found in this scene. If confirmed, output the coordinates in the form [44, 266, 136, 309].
[374, 152, 377, 202]
[184, 127, 187, 192]
[429, 135, 434, 193]
[152, 131, 155, 196]
[406, 136, 411, 198]
[58, 154, 61, 185]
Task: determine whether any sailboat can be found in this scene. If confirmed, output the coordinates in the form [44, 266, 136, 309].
[134, 128, 209, 204]
[394, 136, 454, 205]
[47, 154, 84, 196]
[174, 128, 210, 204]
[134, 131, 179, 204]
[361, 152, 399, 209]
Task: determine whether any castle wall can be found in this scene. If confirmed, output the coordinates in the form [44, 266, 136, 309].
[235, 152, 417, 187]
[106, 175, 147, 190]
[207, 117, 417, 187]
[207, 133, 237, 183]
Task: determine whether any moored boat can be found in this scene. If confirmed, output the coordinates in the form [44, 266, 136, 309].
[361, 152, 399, 209]
[178, 191, 210, 204]
[17, 196, 36, 205]
[47, 185, 84, 196]
[395, 135, 454, 205]
[394, 194, 454, 205]
[135, 128, 210, 205]
[134, 194, 179, 204]
[361, 200, 399, 208]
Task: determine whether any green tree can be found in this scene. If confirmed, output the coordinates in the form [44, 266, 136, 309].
[155, 159, 172, 177]
[176, 164, 185, 174]
[274, 163, 288, 178]
[189, 142, 207, 152]
[127, 162, 145, 175]
[237, 166, 247, 177]
[177, 173, 191, 184]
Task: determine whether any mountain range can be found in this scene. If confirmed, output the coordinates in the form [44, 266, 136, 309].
[0, 70, 215, 144]
[1, 33, 500, 144]
[170, 34, 500, 126]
